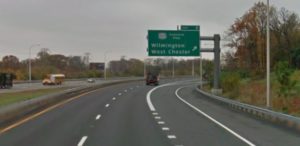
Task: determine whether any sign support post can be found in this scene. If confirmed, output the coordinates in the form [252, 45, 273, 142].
[200, 34, 222, 95]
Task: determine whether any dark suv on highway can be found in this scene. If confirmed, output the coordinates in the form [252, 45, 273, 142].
[146, 73, 159, 86]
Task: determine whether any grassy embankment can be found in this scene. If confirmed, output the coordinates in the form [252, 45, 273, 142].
[205, 70, 300, 117]
[0, 88, 69, 107]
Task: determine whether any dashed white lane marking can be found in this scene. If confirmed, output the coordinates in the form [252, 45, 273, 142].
[154, 116, 161, 120]
[158, 121, 165, 124]
[130, 87, 133, 90]
[167, 135, 176, 139]
[152, 112, 158, 115]
[105, 104, 110, 108]
[175, 87, 256, 146]
[124, 89, 127, 92]
[162, 127, 170, 131]
[77, 136, 88, 146]
[95, 115, 101, 120]
[112, 97, 116, 100]
[118, 93, 122, 96]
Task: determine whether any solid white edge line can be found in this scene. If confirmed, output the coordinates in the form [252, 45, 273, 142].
[95, 115, 101, 120]
[146, 83, 174, 112]
[77, 136, 88, 146]
[175, 87, 256, 146]
[146, 80, 198, 112]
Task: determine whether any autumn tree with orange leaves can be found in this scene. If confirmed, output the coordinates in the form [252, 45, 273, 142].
[225, 2, 300, 77]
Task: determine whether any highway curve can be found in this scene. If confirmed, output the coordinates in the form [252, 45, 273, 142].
[0, 79, 299, 146]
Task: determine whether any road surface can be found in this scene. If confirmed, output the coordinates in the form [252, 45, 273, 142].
[0, 79, 299, 146]
[0, 78, 136, 93]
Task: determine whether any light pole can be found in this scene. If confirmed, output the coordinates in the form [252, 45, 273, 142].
[172, 57, 175, 78]
[200, 55, 203, 89]
[104, 51, 111, 80]
[144, 58, 147, 79]
[28, 44, 40, 83]
[192, 58, 195, 77]
[266, 0, 271, 108]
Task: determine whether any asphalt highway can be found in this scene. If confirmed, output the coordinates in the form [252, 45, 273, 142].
[0, 79, 299, 146]
[0, 78, 137, 93]
[0, 80, 95, 93]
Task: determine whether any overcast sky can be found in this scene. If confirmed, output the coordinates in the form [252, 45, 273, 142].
[0, 0, 299, 62]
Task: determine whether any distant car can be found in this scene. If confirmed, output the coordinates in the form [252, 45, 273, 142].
[87, 78, 95, 83]
[146, 73, 159, 86]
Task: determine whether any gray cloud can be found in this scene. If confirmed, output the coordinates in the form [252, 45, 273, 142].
[0, 0, 299, 62]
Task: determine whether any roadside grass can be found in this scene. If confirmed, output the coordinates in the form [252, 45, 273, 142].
[0, 88, 69, 107]
[205, 70, 300, 117]
[238, 70, 300, 116]
[238, 79, 266, 107]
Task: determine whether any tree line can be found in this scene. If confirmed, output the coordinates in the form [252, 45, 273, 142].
[224, 2, 300, 77]
[221, 2, 300, 111]
[0, 49, 213, 80]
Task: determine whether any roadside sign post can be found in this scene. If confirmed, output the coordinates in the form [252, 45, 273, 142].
[200, 35, 222, 94]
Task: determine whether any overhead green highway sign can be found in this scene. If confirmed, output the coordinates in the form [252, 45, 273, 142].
[180, 25, 200, 31]
[148, 30, 200, 56]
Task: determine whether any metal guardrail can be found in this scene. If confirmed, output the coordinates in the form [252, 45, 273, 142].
[195, 86, 300, 132]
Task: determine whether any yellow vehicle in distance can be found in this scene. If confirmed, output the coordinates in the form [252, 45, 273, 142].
[42, 74, 65, 85]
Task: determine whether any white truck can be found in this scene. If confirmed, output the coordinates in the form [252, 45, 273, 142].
[42, 74, 65, 85]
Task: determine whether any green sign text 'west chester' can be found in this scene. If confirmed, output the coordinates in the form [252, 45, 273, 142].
[148, 30, 200, 56]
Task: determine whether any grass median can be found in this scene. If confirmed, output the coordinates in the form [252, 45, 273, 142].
[0, 88, 69, 107]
